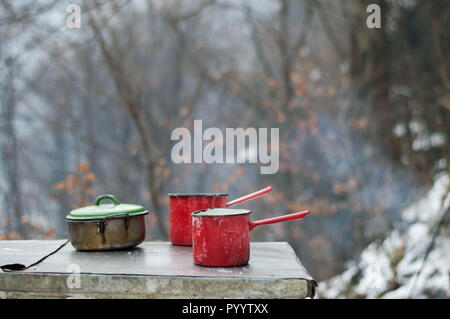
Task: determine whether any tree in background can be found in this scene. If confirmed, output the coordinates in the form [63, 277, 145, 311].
[0, 0, 448, 280]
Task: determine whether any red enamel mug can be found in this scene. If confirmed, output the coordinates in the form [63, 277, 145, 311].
[168, 186, 272, 246]
[191, 208, 310, 267]
[169, 186, 272, 246]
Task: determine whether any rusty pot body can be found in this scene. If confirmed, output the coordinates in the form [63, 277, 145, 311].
[66, 194, 148, 251]
[67, 214, 147, 251]
[169, 194, 228, 246]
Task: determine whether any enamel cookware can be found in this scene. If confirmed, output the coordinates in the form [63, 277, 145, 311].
[191, 208, 310, 267]
[168, 186, 272, 246]
[66, 194, 148, 251]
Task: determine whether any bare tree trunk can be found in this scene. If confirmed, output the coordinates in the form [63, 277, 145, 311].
[279, 0, 293, 107]
[1, 57, 26, 238]
[349, 0, 394, 157]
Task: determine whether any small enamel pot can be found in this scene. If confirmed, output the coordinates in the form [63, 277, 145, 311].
[191, 208, 310, 267]
[66, 194, 148, 251]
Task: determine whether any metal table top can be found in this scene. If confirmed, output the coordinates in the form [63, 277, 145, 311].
[0, 240, 68, 271]
[0, 240, 316, 299]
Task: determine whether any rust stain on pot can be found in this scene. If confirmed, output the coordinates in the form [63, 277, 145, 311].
[98, 220, 106, 244]
[67, 215, 147, 251]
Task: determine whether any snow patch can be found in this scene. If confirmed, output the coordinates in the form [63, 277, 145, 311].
[319, 174, 450, 299]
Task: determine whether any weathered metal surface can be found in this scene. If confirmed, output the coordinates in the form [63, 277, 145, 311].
[67, 214, 146, 251]
[0, 273, 313, 299]
[27, 242, 314, 279]
[0, 241, 316, 298]
[0, 240, 68, 271]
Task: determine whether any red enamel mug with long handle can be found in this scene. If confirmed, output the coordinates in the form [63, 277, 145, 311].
[191, 208, 310, 267]
[168, 186, 272, 246]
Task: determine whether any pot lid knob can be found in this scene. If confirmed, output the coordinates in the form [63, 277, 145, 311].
[95, 194, 120, 206]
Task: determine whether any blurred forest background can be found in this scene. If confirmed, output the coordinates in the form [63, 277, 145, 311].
[0, 0, 449, 282]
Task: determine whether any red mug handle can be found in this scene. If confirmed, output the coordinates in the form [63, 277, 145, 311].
[226, 186, 272, 207]
[249, 210, 310, 231]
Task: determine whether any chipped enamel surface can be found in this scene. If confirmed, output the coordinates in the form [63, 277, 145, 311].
[169, 194, 228, 246]
[192, 213, 251, 267]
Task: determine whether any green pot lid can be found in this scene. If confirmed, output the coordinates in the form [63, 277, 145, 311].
[67, 194, 147, 220]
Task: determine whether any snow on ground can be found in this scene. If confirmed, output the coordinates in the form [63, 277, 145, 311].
[319, 174, 450, 299]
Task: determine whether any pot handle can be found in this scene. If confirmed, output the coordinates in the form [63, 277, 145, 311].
[249, 210, 310, 231]
[95, 194, 120, 206]
[226, 186, 272, 207]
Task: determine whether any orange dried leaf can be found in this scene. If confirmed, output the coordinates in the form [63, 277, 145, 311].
[77, 162, 89, 173]
[53, 182, 66, 191]
[85, 187, 95, 195]
[85, 172, 95, 183]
